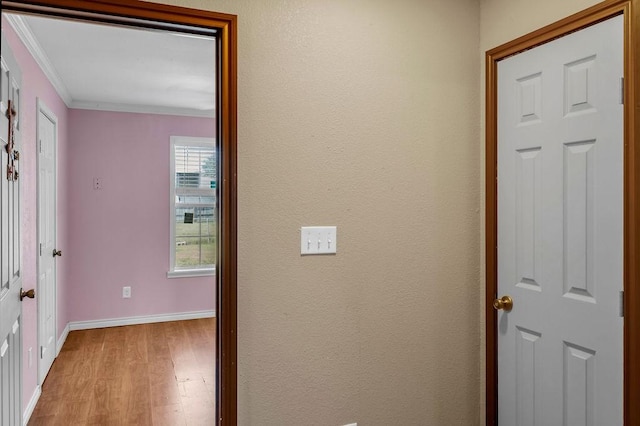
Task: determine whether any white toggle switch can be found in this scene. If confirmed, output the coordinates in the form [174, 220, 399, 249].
[301, 226, 337, 255]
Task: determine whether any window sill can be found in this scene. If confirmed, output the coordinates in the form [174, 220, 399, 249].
[167, 267, 216, 279]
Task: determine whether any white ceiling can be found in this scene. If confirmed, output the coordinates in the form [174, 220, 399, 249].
[5, 13, 216, 117]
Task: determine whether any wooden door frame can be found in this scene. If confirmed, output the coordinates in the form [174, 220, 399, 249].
[485, 0, 639, 424]
[0, 1, 238, 424]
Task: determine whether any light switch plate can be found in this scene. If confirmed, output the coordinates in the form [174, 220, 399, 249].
[301, 226, 337, 255]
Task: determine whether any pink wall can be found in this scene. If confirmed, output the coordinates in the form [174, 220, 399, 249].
[67, 109, 215, 322]
[3, 16, 71, 411]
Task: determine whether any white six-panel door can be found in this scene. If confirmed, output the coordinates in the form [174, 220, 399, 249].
[37, 99, 57, 385]
[0, 29, 23, 426]
[497, 15, 624, 426]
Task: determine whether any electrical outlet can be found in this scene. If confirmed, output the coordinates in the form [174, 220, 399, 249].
[93, 177, 102, 190]
[122, 286, 131, 298]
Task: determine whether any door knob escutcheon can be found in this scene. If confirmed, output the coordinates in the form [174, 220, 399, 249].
[493, 295, 513, 312]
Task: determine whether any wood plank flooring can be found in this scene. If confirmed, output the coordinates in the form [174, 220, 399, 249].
[28, 318, 216, 426]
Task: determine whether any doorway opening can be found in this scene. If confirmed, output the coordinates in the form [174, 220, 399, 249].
[0, 1, 237, 424]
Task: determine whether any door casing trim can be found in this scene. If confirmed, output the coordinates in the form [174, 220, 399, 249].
[0, 1, 238, 424]
[485, 0, 639, 424]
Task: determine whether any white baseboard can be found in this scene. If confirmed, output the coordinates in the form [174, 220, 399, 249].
[57, 323, 70, 355]
[68, 310, 216, 331]
[23, 385, 41, 426]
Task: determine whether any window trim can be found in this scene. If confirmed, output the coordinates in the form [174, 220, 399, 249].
[167, 266, 215, 279]
[169, 135, 216, 277]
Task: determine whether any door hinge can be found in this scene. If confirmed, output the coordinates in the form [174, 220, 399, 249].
[40, 346, 44, 359]
[39, 243, 42, 256]
[620, 77, 624, 105]
[620, 290, 625, 317]
[39, 139, 42, 153]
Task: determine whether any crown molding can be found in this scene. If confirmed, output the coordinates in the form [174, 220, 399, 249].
[69, 100, 215, 118]
[5, 14, 214, 119]
[5, 14, 72, 106]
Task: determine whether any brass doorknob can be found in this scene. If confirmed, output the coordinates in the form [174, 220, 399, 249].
[20, 288, 35, 301]
[53, 249, 62, 257]
[493, 295, 513, 312]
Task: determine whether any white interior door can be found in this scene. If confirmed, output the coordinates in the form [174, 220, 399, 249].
[0, 29, 23, 426]
[497, 15, 624, 425]
[37, 99, 57, 384]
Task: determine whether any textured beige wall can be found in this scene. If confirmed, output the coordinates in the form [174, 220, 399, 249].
[155, 0, 481, 424]
[480, 0, 603, 52]
[478, 0, 603, 423]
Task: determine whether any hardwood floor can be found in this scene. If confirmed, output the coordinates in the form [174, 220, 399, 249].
[28, 318, 216, 426]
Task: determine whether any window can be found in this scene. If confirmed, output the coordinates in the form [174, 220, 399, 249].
[168, 136, 216, 278]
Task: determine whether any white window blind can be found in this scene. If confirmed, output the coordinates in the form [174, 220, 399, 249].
[175, 144, 215, 191]
[169, 137, 216, 277]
